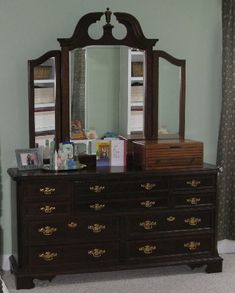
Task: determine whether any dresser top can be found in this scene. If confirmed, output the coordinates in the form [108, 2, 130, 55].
[8, 163, 218, 181]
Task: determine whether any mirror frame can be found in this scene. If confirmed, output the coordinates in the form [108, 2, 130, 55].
[57, 8, 157, 141]
[28, 50, 61, 148]
[152, 50, 186, 139]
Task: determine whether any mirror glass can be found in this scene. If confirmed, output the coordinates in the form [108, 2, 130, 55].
[69, 46, 145, 140]
[158, 58, 180, 138]
[33, 57, 56, 149]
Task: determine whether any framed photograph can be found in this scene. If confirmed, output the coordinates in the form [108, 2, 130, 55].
[15, 148, 43, 170]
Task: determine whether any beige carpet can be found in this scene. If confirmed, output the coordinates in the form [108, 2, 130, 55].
[3, 254, 235, 293]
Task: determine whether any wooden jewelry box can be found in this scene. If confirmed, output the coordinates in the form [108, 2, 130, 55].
[132, 139, 203, 170]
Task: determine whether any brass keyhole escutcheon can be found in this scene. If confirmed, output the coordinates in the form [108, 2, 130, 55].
[167, 216, 176, 222]
[68, 222, 78, 229]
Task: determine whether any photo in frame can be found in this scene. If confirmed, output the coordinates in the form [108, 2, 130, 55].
[15, 148, 43, 170]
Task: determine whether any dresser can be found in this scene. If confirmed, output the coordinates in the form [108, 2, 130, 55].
[8, 164, 222, 289]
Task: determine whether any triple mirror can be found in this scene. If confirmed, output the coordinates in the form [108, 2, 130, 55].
[28, 9, 186, 150]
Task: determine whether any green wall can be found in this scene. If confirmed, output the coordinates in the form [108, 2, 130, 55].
[0, 0, 222, 257]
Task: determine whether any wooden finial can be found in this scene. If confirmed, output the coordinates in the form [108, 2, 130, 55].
[104, 7, 112, 24]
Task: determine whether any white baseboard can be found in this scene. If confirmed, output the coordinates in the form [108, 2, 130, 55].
[0, 254, 11, 271]
[0, 240, 234, 272]
[218, 239, 235, 254]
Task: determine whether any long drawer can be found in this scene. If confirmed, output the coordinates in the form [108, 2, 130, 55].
[126, 209, 213, 237]
[127, 234, 213, 260]
[73, 178, 168, 198]
[26, 216, 119, 244]
[75, 194, 169, 214]
[29, 242, 119, 268]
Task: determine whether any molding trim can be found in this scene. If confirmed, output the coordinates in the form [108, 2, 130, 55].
[0, 240, 235, 272]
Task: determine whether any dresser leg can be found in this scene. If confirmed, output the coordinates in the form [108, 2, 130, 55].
[205, 259, 223, 273]
[15, 276, 35, 289]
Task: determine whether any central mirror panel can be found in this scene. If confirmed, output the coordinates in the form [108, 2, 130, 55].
[69, 46, 145, 139]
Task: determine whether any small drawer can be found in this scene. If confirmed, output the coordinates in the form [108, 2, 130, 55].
[23, 181, 70, 201]
[174, 191, 215, 207]
[29, 242, 119, 267]
[76, 217, 119, 241]
[172, 175, 216, 190]
[24, 202, 70, 217]
[125, 195, 168, 210]
[76, 200, 121, 213]
[27, 220, 69, 244]
[127, 235, 212, 260]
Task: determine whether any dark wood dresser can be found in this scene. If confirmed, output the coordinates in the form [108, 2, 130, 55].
[8, 164, 223, 289]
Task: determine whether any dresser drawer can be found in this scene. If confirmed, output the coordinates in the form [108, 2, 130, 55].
[127, 210, 213, 237]
[172, 175, 216, 190]
[174, 191, 215, 207]
[73, 178, 168, 198]
[23, 181, 70, 201]
[76, 194, 168, 214]
[127, 235, 212, 260]
[24, 202, 70, 217]
[29, 242, 119, 268]
[27, 216, 119, 244]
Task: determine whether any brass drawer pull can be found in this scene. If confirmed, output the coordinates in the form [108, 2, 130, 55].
[167, 216, 176, 222]
[185, 217, 201, 226]
[139, 220, 157, 230]
[38, 226, 57, 236]
[68, 222, 78, 229]
[186, 197, 201, 205]
[90, 203, 106, 211]
[141, 183, 156, 191]
[140, 200, 156, 208]
[186, 179, 201, 187]
[40, 205, 56, 214]
[39, 187, 55, 195]
[88, 248, 106, 258]
[39, 251, 58, 261]
[139, 245, 156, 255]
[184, 241, 201, 251]
[89, 185, 105, 193]
[88, 224, 106, 233]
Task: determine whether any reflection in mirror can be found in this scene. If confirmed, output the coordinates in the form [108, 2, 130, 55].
[158, 58, 180, 136]
[33, 57, 56, 149]
[69, 46, 145, 140]
[153, 50, 185, 140]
